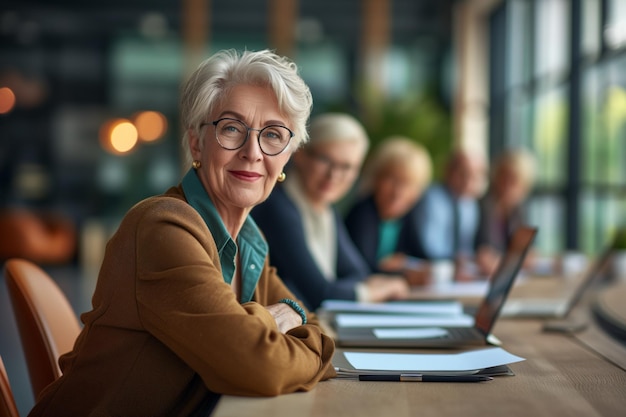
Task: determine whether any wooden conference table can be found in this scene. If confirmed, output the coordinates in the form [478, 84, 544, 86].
[212, 275, 626, 417]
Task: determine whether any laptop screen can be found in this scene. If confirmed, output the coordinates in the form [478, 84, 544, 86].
[562, 246, 613, 317]
[474, 226, 538, 335]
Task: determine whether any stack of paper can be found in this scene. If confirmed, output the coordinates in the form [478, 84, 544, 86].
[409, 281, 490, 299]
[321, 299, 475, 330]
[320, 299, 465, 315]
[333, 313, 474, 328]
[333, 347, 524, 378]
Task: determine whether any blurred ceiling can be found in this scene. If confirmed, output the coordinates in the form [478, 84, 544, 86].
[0, 0, 454, 108]
[0, 0, 453, 48]
[0, 0, 455, 213]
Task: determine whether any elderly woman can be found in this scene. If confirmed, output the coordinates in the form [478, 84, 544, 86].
[476, 147, 537, 274]
[28, 50, 335, 417]
[251, 113, 409, 311]
[345, 137, 432, 284]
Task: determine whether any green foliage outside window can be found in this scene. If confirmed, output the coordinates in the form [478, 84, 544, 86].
[357, 91, 453, 182]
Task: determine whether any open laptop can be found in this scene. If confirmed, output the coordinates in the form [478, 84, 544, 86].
[501, 246, 613, 319]
[333, 226, 538, 348]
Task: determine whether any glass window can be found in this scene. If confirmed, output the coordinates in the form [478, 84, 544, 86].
[532, 87, 567, 186]
[580, 191, 626, 252]
[603, 56, 626, 185]
[584, 55, 626, 186]
[534, 0, 570, 78]
[581, 0, 601, 58]
[581, 53, 626, 252]
[111, 37, 183, 112]
[605, 0, 626, 49]
[491, 0, 626, 255]
[384, 47, 412, 98]
[296, 44, 348, 107]
[528, 195, 565, 255]
[582, 65, 603, 184]
[506, 0, 532, 87]
[600, 84, 626, 185]
[506, 91, 533, 149]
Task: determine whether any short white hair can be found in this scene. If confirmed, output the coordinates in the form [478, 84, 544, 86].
[180, 49, 313, 167]
[306, 113, 369, 154]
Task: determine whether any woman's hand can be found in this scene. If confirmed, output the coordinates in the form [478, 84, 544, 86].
[265, 303, 304, 334]
[365, 274, 410, 302]
[379, 254, 431, 286]
[402, 267, 431, 286]
[378, 253, 408, 272]
[475, 247, 501, 277]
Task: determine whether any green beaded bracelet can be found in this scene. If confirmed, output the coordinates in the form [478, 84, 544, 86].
[278, 298, 307, 325]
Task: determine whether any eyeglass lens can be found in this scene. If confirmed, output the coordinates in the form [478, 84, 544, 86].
[214, 118, 292, 155]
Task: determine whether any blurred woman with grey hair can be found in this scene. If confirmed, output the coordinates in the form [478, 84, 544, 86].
[476, 147, 537, 274]
[252, 113, 409, 311]
[28, 49, 335, 417]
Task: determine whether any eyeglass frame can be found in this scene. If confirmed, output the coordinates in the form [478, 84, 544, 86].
[306, 149, 360, 178]
[200, 117, 295, 156]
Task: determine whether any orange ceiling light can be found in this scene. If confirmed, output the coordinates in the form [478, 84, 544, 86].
[133, 110, 167, 142]
[0, 87, 16, 114]
[100, 118, 138, 155]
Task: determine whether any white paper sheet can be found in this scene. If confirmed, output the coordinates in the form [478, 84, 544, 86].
[321, 299, 464, 316]
[335, 313, 475, 328]
[343, 347, 525, 373]
[372, 327, 449, 339]
[410, 281, 490, 298]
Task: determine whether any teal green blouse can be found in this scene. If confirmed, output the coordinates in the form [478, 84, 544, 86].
[376, 219, 402, 261]
[181, 169, 268, 303]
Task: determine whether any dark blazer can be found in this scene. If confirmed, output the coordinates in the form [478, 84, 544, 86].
[251, 185, 371, 311]
[344, 196, 428, 271]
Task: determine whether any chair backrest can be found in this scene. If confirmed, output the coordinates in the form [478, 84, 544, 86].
[0, 355, 20, 417]
[4, 258, 81, 398]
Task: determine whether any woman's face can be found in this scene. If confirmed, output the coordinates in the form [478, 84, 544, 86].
[189, 84, 293, 216]
[374, 164, 424, 220]
[493, 165, 529, 209]
[293, 140, 365, 208]
[447, 154, 486, 198]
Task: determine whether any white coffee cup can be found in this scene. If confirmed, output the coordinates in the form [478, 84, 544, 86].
[431, 261, 455, 285]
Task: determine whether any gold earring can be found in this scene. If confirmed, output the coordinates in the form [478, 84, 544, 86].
[277, 172, 286, 182]
[192, 160, 201, 169]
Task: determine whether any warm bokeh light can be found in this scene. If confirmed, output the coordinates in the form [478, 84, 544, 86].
[111, 121, 138, 153]
[99, 118, 138, 155]
[0, 87, 16, 114]
[133, 110, 167, 142]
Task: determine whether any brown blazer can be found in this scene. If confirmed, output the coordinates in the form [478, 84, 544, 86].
[28, 185, 336, 417]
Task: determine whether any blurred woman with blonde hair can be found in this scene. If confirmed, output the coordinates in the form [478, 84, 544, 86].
[345, 136, 433, 284]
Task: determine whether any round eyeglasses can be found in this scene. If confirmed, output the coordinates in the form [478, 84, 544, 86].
[201, 118, 294, 156]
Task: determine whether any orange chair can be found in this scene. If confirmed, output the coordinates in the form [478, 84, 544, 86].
[0, 355, 20, 417]
[4, 259, 81, 398]
[0, 209, 77, 265]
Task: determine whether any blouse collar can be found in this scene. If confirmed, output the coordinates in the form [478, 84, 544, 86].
[181, 169, 268, 302]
